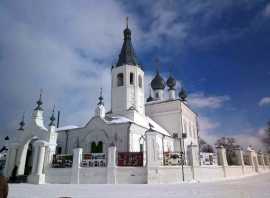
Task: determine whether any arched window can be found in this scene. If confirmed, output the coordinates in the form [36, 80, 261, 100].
[130, 73, 134, 85]
[138, 75, 142, 88]
[97, 141, 103, 153]
[91, 142, 97, 153]
[56, 146, 62, 154]
[117, 73, 124, 86]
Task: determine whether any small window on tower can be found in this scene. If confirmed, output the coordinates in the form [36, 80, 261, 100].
[117, 73, 124, 86]
[130, 73, 134, 85]
[138, 75, 142, 88]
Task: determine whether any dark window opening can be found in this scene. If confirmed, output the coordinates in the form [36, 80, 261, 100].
[117, 73, 124, 86]
[56, 146, 62, 154]
[140, 144, 144, 152]
[91, 141, 103, 153]
[130, 73, 134, 85]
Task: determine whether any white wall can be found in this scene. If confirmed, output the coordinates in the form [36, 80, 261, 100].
[45, 168, 72, 184]
[79, 168, 107, 184]
[116, 167, 147, 184]
[194, 166, 224, 181]
[147, 166, 193, 184]
[225, 166, 243, 178]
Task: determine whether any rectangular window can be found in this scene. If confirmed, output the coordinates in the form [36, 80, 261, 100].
[130, 73, 134, 85]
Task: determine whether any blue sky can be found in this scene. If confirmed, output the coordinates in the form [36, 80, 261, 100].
[0, 0, 269, 149]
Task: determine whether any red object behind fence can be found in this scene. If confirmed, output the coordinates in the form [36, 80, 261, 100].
[117, 152, 143, 167]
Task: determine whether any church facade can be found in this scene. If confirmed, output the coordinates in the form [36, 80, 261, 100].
[4, 21, 222, 184]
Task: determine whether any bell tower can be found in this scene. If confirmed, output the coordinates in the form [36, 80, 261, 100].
[111, 18, 145, 116]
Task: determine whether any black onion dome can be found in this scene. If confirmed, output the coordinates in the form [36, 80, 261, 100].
[166, 75, 176, 90]
[179, 87, 188, 101]
[151, 72, 165, 90]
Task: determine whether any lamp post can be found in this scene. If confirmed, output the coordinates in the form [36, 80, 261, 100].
[180, 133, 187, 182]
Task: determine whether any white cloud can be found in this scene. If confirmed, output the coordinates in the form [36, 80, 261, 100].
[259, 97, 270, 107]
[0, 0, 192, 145]
[198, 116, 265, 151]
[189, 92, 230, 109]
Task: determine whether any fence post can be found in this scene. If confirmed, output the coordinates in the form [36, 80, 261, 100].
[146, 131, 161, 184]
[187, 144, 199, 180]
[216, 146, 228, 178]
[107, 144, 117, 184]
[71, 148, 82, 184]
[234, 148, 245, 175]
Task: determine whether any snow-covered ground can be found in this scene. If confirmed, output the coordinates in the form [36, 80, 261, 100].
[9, 173, 270, 198]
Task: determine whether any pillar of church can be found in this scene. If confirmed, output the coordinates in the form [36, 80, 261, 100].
[28, 141, 47, 184]
[71, 148, 82, 184]
[36, 146, 45, 175]
[31, 144, 39, 175]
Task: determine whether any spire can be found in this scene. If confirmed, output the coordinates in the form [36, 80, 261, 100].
[98, 88, 104, 105]
[34, 89, 43, 111]
[49, 105, 56, 126]
[116, 17, 140, 67]
[18, 112, 25, 131]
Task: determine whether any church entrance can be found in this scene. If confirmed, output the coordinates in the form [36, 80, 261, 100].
[24, 141, 34, 176]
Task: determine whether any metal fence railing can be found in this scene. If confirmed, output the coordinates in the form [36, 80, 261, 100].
[52, 154, 73, 168]
[117, 152, 143, 167]
[80, 153, 106, 167]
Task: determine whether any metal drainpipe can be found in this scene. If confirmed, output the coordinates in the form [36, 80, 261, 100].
[65, 130, 69, 154]
[162, 135, 165, 165]
[179, 101, 185, 182]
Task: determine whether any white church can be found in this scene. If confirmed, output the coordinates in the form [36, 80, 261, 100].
[4, 21, 270, 184]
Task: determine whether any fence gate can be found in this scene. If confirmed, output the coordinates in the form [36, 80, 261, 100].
[117, 152, 143, 167]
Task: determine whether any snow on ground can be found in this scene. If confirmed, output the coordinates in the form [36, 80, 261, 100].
[9, 173, 270, 198]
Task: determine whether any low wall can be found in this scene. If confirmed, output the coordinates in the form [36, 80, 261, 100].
[45, 168, 72, 184]
[225, 166, 243, 178]
[45, 165, 270, 184]
[116, 167, 147, 184]
[79, 168, 107, 184]
[147, 166, 193, 184]
[194, 166, 224, 181]
[243, 166, 254, 175]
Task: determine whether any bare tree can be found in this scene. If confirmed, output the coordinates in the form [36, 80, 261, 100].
[215, 137, 240, 165]
[199, 138, 214, 153]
